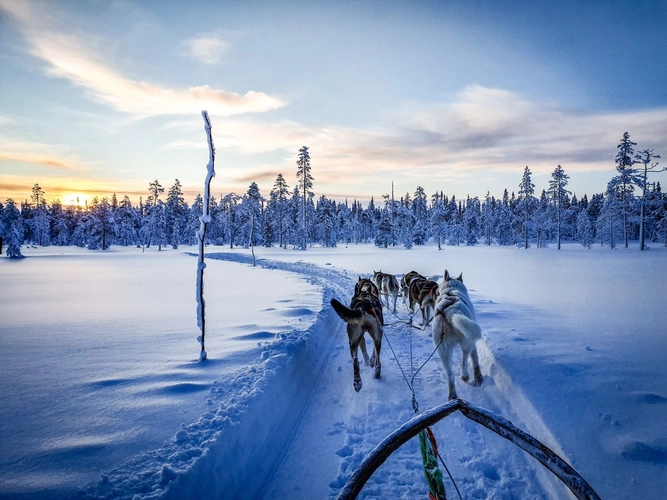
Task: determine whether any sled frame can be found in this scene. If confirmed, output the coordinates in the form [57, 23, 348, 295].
[336, 399, 601, 500]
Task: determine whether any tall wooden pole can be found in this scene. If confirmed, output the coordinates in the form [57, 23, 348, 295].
[196, 111, 216, 361]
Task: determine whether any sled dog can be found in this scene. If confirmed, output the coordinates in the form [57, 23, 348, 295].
[331, 282, 384, 392]
[372, 270, 399, 314]
[400, 271, 425, 308]
[355, 276, 379, 298]
[408, 277, 439, 326]
[432, 270, 483, 400]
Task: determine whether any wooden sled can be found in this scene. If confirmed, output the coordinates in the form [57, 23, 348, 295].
[336, 399, 601, 500]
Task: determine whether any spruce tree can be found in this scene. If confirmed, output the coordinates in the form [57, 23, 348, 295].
[517, 166, 536, 249]
[613, 132, 638, 248]
[5, 220, 23, 258]
[269, 173, 290, 248]
[548, 164, 571, 249]
[296, 146, 314, 250]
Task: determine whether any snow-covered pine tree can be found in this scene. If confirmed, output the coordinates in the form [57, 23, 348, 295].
[143, 180, 164, 248]
[165, 179, 187, 249]
[517, 166, 537, 249]
[576, 209, 594, 249]
[375, 202, 393, 248]
[51, 215, 70, 246]
[336, 201, 353, 246]
[397, 202, 414, 249]
[535, 190, 552, 248]
[446, 196, 462, 246]
[430, 191, 447, 250]
[613, 132, 639, 248]
[29, 183, 50, 246]
[495, 189, 514, 246]
[634, 148, 663, 250]
[645, 182, 664, 244]
[71, 214, 88, 247]
[411, 186, 429, 245]
[1, 199, 21, 246]
[241, 182, 263, 253]
[47, 200, 65, 246]
[268, 173, 290, 248]
[284, 186, 300, 249]
[463, 196, 480, 246]
[548, 164, 571, 250]
[480, 192, 496, 246]
[364, 197, 379, 243]
[597, 182, 623, 248]
[315, 195, 337, 247]
[116, 195, 139, 246]
[220, 193, 241, 248]
[87, 197, 114, 250]
[5, 219, 23, 258]
[296, 146, 314, 250]
[652, 183, 667, 246]
[187, 194, 203, 246]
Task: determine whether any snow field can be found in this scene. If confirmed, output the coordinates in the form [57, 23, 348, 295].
[1, 243, 665, 499]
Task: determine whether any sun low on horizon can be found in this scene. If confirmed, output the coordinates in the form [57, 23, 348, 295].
[61, 192, 90, 209]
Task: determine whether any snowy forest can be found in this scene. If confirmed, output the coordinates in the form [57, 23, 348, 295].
[2, 133, 665, 257]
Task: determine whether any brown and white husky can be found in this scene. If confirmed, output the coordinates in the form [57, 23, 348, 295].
[408, 277, 439, 326]
[331, 278, 384, 392]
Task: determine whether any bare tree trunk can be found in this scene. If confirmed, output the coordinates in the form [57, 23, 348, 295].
[196, 111, 216, 362]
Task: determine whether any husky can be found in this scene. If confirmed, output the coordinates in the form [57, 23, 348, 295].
[408, 277, 439, 326]
[372, 270, 399, 314]
[355, 276, 379, 297]
[432, 270, 483, 400]
[400, 271, 425, 308]
[331, 282, 384, 392]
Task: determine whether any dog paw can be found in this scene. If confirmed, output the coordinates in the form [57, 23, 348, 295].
[461, 373, 470, 383]
[369, 354, 376, 368]
[354, 380, 362, 392]
[473, 369, 484, 387]
[448, 392, 458, 401]
[374, 368, 381, 379]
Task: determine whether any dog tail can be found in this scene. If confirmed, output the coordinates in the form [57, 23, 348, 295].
[451, 314, 482, 341]
[331, 298, 363, 323]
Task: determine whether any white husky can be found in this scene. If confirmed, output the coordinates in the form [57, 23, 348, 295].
[432, 270, 483, 400]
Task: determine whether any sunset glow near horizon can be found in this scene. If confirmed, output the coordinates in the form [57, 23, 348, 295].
[1, 0, 666, 207]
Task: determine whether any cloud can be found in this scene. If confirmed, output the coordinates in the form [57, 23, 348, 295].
[163, 117, 317, 153]
[0, 0, 285, 117]
[161, 85, 667, 191]
[0, 135, 88, 171]
[181, 33, 231, 65]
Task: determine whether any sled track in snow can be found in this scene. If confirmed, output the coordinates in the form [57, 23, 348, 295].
[77, 252, 575, 499]
[205, 253, 576, 499]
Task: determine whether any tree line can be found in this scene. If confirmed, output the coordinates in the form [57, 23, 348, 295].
[1, 134, 665, 258]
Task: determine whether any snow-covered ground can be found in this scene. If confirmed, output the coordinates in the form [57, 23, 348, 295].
[1, 243, 665, 500]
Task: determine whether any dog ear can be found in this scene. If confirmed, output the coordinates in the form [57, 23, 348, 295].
[444, 270, 450, 281]
[457, 272, 463, 282]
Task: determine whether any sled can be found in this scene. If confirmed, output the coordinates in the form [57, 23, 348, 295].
[336, 398, 601, 500]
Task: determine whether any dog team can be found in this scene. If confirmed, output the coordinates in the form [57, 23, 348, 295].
[331, 269, 483, 399]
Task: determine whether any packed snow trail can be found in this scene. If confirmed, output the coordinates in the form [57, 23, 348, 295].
[206, 253, 571, 499]
[74, 251, 577, 499]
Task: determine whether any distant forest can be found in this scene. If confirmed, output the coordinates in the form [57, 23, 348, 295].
[1, 133, 665, 257]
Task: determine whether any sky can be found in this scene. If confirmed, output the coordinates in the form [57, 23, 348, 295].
[1, 0, 666, 207]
